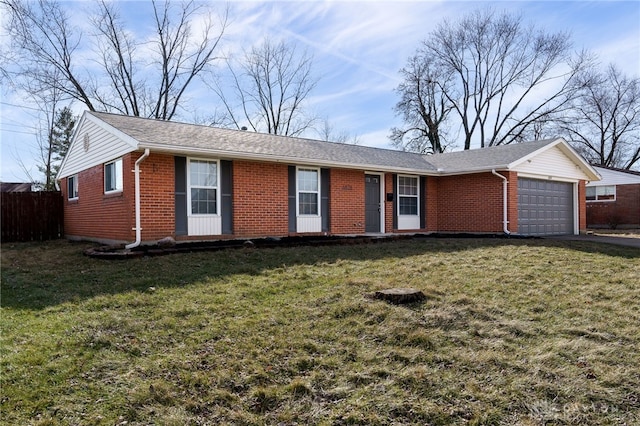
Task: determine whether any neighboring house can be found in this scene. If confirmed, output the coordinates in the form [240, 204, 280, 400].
[0, 182, 33, 192]
[586, 166, 640, 229]
[56, 111, 599, 246]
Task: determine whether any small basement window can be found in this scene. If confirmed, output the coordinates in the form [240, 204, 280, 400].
[586, 185, 616, 202]
[68, 175, 78, 200]
[104, 158, 123, 193]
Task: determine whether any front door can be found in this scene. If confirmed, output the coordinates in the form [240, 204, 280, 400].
[365, 174, 381, 232]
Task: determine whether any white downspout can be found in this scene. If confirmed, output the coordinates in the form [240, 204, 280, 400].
[126, 149, 150, 249]
[491, 169, 511, 235]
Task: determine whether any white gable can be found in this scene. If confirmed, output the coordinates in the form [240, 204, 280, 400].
[512, 144, 595, 181]
[58, 113, 138, 179]
[588, 167, 640, 186]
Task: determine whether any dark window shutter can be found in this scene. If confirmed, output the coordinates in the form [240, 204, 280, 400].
[174, 157, 187, 235]
[288, 166, 296, 233]
[321, 168, 330, 233]
[221, 160, 233, 234]
[392, 174, 398, 230]
[420, 176, 426, 229]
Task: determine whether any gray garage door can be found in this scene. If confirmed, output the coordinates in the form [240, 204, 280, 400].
[518, 178, 574, 236]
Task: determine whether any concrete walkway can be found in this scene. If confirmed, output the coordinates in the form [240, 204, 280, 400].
[548, 234, 640, 249]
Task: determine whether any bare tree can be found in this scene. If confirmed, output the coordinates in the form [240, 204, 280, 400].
[315, 118, 361, 145]
[2, 0, 96, 109]
[391, 51, 453, 154]
[208, 38, 319, 136]
[2, 0, 228, 120]
[558, 65, 640, 170]
[394, 8, 592, 151]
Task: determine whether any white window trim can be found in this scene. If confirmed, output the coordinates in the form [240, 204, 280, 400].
[296, 166, 321, 217]
[397, 174, 419, 216]
[104, 158, 123, 194]
[586, 185, 616, 202]
[68, 174, 78, 200]
[187, 158, 221, 217]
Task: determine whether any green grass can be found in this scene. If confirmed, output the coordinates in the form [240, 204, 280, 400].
[1, 238, 639, 425]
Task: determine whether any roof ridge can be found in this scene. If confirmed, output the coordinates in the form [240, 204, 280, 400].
[88, 111, 424, 157]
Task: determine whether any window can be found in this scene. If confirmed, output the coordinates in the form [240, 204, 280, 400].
[298, 168, 319, 215]
[398, 175, 418, 215]
[586, 185, 616, 202]
[104, 158, 123, 193]
[67, 175, 78, 200]
[190, 159, 218, 215]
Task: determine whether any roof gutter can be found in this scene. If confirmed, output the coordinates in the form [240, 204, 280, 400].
[492, 169, 511, 235]
[126, 149, 150, 250]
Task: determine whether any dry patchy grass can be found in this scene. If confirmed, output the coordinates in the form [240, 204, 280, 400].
[1, 238, 639, 425]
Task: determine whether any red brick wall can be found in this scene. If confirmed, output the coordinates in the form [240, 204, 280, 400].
[384, 174, 394, 232]
[577, 180, 586, 231]
[586, 183, 640, 228]
[330, 169, 366, 234]
[62, 154, 135, 243]
[425, 177, 439, 232]
[232, 161, 289, 237]
[64, 153, 543, 241]
[138, 153, 175, 240]
[431, 172, 505, 233]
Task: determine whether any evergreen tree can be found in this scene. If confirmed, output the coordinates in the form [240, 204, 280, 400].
[39, 106, 76, 190]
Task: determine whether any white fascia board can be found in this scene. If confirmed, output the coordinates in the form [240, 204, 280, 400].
[430, 165, 512, 176]
[137, 143, 438, 176]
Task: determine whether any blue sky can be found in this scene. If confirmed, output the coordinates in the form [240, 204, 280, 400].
[1, 0, 639, 183]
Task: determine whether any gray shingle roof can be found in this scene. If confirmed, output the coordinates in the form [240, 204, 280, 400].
[88, 112, 575, 176]
[90, 111, 436, 173]
[425, 139, 559, 173]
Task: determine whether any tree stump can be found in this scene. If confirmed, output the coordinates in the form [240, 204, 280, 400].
[373, 288, 426, 304]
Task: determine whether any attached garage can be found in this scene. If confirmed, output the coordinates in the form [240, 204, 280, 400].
[518, 178, 574, 235]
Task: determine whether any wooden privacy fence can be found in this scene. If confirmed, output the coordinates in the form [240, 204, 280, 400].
[1, 192, 64, 242]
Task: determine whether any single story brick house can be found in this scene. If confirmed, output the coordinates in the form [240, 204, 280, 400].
[57, 111, 600, 246]
[586, 166, 640, 229]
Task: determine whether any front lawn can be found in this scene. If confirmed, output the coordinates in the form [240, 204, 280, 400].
[1, 238, 639, 425]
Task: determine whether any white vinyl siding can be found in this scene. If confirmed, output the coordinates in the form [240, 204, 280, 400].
[187, 158, 221, 236]
[513, 145, 592, 181]
[58, 114, 137, 179]
[104, 158, 123, 193]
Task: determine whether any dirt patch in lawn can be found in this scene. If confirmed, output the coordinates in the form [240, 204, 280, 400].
[84, 233, 536, 259]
